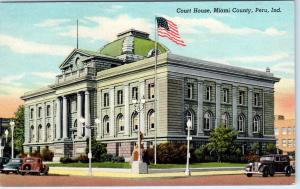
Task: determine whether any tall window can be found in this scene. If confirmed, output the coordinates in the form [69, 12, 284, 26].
[204, 111, 213, 130]
[239, 91, 245, 105]
[185, 110, 193, 129]
[132, 87, 138, 100]
[30, 126, 34, 142]
[117, 90, 123, 105]
[104, 93, 109, 107]
[274, 128, 278, 135]
[253, 116, 260, 133]
[117, 114, 124, 132]
[287, 128, 292, 135]
[187, 83, 193, 99]
[38, 107, 42, 118]
[238, 114, 245, 132]
[46, 123, 51, 141]
[288, 139, 292, 147]
[30, 109, 34, 119]
[46, 105, 51, 117]
[148, 83, 155, 99]
[223, 88, 229, 103]
[254, 93, 260, 106]
[282, 127, 287, 135]
[38, 125, 42, 142]
[103, 116, 110, 134]
[132, 112, 139, 131]
[148, 110, 155, 130]
[206, 86, 212, 101]
[221, 113, 230, 128]
[282, 139, 286, 146]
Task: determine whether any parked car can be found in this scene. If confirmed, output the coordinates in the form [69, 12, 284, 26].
[0, 157, 10, 172]
[245, 154, 294, 177]
[19, 157, 49, 175]
[1, 158, 23, 174]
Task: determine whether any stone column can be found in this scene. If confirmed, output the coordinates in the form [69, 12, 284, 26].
[97, 90, 102, 138]
[84, 90, 91, 137]
[232, 85, 238, 130]
[52, 100, 55, 141]
[77, 92, 82, 137]
[62, 96, 68, 139]
[248, 87, 253, 137]
[197, 81, 203, 135]
[109, 88, 115, 137]
[43, 102, 47, 142]
[140, 81, 145, 134]
[56, 98, 61, 140]
[35, 105, 38, 143]
[124, 84, 130, 136]
[215, 83, 221, 128]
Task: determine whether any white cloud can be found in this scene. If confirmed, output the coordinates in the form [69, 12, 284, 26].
[0, 34, 73, 56]
[168, 17, 286, 36]
[36, 18, 70, 27]
[0, 74, 25, 84]
[0, 85, 28, 96]
[60, 14, 152, 41]
[31, 72, 58, 79]
[271, 62, 295, 75]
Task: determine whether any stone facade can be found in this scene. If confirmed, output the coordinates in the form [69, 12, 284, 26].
[21, 29, 280, 161]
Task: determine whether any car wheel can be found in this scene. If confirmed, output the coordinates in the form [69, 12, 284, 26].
[246, 173, 253, 177]
[262, 169, 269, 177]
[285, 168, 291, 176]
[269, 169, 275, 177]
[24, 164, 31, 171]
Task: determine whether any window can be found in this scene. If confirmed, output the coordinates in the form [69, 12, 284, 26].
[239, 91, 245, 105]
[46, 105, 51, 117]
[117, 114, 124, 132]
[253, 116, 260, 133]
[276, 139, 278, 145]
[282, 127, 287, 135]
[30, 126, 34, 142]
[282, 139, 286, 146]
[30, 108, 34, 119]
[103, 116, 110, 134]
[204, 111, 213, 130]
[132, 87, 138, 100]
[206, 86, 212, 101]
[288, 139, 292, 147]
[287, 128, 292, 135]
[148, 110, 155, 130]
[117, 90, 123, 105]
[75, 57, 80, 66]
[187, 83, 193, 99]
[148, 83, 155, 99]
[38, 125, 42, 142]
[46, 123, 51, 141]
[185, 110, 193, 129]
[274, 128, 278, 135]
[132, 112, 139, 131]
[254, 93, 260, 106]
[104, 93, 109, 107]
[38, 107, 42, 118]
[238, 114, 245, 132]
[221, 113, 230, 128]
[223, 88, 229, 103]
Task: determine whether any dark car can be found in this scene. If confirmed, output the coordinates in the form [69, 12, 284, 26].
[0, 157, 10, 172]
[19, 157, 49, 176]
[245, 154, 294, 177]
[1, 158, 23, 174]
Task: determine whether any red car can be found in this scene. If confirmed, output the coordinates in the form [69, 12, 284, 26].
[19, 157, 49, 176]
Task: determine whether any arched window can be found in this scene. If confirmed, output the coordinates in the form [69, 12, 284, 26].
[46, 123, 51, 141]
[238, 114, 245, 132]
[38, 124, 42, 142]
[148, 110, 155, 130]
[117, 114, 124, 132]
[184, 110, 193, 129]
[253, 115, 260, 133]
[75, 57, 80, 67]
[204, 111, 213, 130]
[221, 112, 230, 128]
[73, 120, 77, 139]
[103, 116, 110, 134]
[30, 125, 34, 142]
[132, 112, 139, 131]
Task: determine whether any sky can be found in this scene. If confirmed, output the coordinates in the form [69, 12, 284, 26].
[0, 1, 295, 119]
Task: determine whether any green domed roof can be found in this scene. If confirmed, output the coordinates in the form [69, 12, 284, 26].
[98, 29, 169, 60]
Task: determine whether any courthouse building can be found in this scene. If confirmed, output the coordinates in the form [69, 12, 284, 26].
[21, 29, 280, 161]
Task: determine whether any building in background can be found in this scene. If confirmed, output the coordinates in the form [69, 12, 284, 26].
[0, 118, 12, 157]
[274, 115, 295, 155]
[21, 29, 280, 161]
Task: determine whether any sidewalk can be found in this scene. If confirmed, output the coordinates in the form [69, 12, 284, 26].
[49, 167, 244, 178]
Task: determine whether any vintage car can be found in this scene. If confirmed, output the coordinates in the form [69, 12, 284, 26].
[0, 157, 10, 172]
[245, 154, 294, 177]
[1, 158, 23, 174]
[19, 157, 49, 175]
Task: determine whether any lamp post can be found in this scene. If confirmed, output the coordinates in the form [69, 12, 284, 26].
[185, 118, 192, 176]
[9, 120, 15, 159]
[4, 130, 8, 143]
[0, 136, 2, 157]
[79, 117, 100, 176]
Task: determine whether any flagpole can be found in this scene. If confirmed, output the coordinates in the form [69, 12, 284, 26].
[76, 19, 79, 49]
[154, 16, 158, 165]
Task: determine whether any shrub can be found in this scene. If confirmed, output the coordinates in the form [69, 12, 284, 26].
[17, 152, 28, 158]
[157, 142, 187, 164]
[194, 145, 206, 162]
[241, 154, 260, 163]
[31, 150, 41, 158]
[77, 155, 89, 163]
[100, 153, 113, 162]
[111, 155, 125, 163]
[41, 148, 54, 161]
[86, 138, 107, 162]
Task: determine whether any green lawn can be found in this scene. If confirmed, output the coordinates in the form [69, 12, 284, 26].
[48, 162, 246, 169]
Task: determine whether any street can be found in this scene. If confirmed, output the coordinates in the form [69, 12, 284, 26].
[0, 173, 295, 186]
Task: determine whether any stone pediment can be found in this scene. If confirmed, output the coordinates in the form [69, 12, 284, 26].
[59, 49, 95, 71]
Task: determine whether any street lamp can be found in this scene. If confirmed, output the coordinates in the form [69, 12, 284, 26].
[9, 120, 15, 159]
[0, 136, 2, 157]
[185, 118, 192, 176]
[4, 129, 8, 143]
[79, 117, 100, 176]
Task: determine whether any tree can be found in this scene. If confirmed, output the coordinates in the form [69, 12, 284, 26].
[85, 138, 107, 162]
[206, 124, 238, 162]
[14, 105, 25, 154]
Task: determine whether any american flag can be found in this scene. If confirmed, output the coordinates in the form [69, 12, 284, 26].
[156, 17, 186, 46]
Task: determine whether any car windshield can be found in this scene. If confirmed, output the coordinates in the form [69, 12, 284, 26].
[260, 156, 274, 161]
